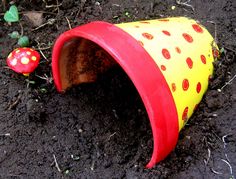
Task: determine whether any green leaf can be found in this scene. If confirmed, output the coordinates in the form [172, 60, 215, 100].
[17, 36, 30, 47]
[4, 5, 19, 22]
[26, 79, 36, 84]
[39, 88, 48, 93]
[220, 47, 225, 54]
[8, 31, 20, 39]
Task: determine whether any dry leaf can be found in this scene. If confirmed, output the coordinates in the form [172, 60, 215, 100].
[24, 11, 43, 27]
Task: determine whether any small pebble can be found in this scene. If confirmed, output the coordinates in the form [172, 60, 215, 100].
[95, 2, 100, 6]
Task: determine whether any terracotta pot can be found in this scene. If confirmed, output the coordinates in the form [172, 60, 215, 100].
[52, 17, 218, 168]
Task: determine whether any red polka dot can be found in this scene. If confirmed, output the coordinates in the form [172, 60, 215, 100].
[196, 82, 201, 93]
[162, 30, 171, 36]
[160, 65, 166, 71]
[200, 55, 206, 64]
[171, 83, 176, 92]
[175, 47, 181, 54]
[162, 49, 171, 59]
[183, 33, 193, 43]
[186, 57, 193, 69]
[182, 107, 189, 121]
[142, 33, 154, 40]
[138, 40, 144, 46]
[212, 48, 219, 58]
[182, 79, 189, 91]
[192, 24, 203, 33]
[140, 21, 150, 24]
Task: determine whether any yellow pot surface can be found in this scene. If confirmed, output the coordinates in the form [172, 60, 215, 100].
[116, 17, 218, 130]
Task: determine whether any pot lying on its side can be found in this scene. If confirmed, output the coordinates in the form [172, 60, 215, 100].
[51, 17, 219, 168]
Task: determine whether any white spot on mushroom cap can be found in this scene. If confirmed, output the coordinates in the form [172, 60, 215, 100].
[21, 57, 30, 64]
[10, 58, 17, 66]
[31, 56, 37, 61]
[8, 53, 13, 58]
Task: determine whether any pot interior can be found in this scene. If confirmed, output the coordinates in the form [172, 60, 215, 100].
[59, 38, 116, 90]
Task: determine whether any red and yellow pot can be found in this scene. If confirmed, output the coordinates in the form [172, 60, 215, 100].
[52, 17, 218, 168]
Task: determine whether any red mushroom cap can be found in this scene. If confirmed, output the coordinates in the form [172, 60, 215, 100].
[6, 47, 40, 75]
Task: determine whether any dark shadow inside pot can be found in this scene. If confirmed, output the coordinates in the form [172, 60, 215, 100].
[59, 38, 153, 166]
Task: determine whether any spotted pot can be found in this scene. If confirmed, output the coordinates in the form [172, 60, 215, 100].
[51, 17, 219, 168]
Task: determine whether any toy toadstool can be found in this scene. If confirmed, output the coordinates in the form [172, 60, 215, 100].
[6, 47, 40, 76]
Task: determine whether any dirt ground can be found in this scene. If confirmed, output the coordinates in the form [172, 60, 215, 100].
[0, 0, 235, 178]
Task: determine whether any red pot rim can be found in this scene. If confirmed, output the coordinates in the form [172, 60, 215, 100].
[52, 21, 179, 168]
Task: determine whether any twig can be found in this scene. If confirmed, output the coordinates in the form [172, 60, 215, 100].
[211, 130, 222, 141]
[211, 168, 223, 175]
[65, 17, 72, 29]
[19, 22, 24, 36]
[207, 21, 218, 44]
[221, 135, 235, 178]
[35, 46, 52, 51]
[222, 135, 230, 162]
[39, 50, 48, 61]
[7, 94, 22, 110]
[222, 135, 228, 149]
[75, 0, 87, 20]
[56, 0, 60, 15]
[35, 40, 49, 61]
[44, 0, 62, 11]
[221, 159, 234, 178]
[35, 74, 53, 84]
[204, 148, 211, 165]
[0, 133, 10, 137]
[176, 0, 195, 12]
[107, 132, 117, 141]
[90, 160, 95, 171]
[3, 66, 11, 69]
[45, 4, 62, 8]
[219, 74, 236, 91]
[32, 18, 56, 31]
[112, 3, 120, 7]
[53, 154, 61, 173]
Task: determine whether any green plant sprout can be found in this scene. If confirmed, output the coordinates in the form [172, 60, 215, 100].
[8, 31, 20, 39]
[39, 88, 48, 94]
[17, 36, 29, 47]
[25, 79, 36, 88]
[4, 5, 30, 47]
[220, 47, 225, 54]
[3, 5, 19, 22]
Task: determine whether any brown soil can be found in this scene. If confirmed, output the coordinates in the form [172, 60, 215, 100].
[0, 0, 235, 178]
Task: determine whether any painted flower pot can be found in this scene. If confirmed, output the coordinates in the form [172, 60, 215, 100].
[51, 17, 218, 168]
